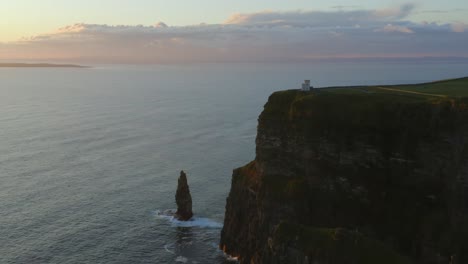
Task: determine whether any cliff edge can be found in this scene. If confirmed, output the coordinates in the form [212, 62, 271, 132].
[220, 78, 468, 264]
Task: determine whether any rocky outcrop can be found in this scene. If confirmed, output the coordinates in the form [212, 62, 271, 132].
[175, 171, 193, 221]
[220, 89, 468, 264]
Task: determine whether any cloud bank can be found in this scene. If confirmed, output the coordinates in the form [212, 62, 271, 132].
[1, 4, 467, 63]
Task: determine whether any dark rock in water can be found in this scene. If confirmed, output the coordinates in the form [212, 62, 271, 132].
[175, 171, 193, 221]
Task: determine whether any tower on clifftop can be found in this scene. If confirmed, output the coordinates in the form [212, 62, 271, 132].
[301, 80, 313, 91]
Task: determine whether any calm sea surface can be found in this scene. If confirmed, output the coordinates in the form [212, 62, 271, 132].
[1, 62, 468, 263]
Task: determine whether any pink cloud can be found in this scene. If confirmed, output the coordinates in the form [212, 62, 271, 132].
[451, 22, 467, 32]
[372, 3, 415, 19]
[2, 4, 467, 63]
[376, 24, 414, 34]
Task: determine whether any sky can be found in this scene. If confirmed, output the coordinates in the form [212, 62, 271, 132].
[1, 1, 468, 63]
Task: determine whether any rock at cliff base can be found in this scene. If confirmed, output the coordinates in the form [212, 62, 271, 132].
[175, 171, 193, 221]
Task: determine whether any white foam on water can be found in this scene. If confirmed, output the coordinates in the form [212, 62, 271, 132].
[155, 209, 176, 220]
[170, 217, 223, 228]
[175, 256, 188, 263]
[164, 244, 175, 254]
[225, 254, 239, 262]
[154, 210, 223, 229]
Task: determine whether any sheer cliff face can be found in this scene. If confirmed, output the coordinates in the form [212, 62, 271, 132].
[220, 90, 468, 264]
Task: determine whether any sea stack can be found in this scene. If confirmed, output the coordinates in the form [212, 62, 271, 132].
[175, 171, 193, 221]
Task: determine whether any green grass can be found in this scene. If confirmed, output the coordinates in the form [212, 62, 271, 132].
[261, 77, 468, 123]
[383, 77, 468, 97]
[322, 77, 468, 99]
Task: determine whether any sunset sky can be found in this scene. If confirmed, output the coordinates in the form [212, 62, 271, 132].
[2, 1, 468, 63]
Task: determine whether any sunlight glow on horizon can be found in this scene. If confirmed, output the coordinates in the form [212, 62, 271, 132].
[2, 0, 468, 42]
[1, 1, 468, 63]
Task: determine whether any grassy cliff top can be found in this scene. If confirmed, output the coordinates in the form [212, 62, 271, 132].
[323, 77, 468, 98]
[262, 77, 468, 120]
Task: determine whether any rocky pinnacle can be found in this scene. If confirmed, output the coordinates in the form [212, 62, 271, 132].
[175, 171, 193, 221]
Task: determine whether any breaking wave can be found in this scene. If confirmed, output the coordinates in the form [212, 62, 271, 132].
[175, 256, 188, 263]
[155, 209, 223, 228]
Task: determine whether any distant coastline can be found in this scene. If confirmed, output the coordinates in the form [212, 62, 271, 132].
[0, 63, 89, 68]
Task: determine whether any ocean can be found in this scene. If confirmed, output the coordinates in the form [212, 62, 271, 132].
[1, 62, 468, 263]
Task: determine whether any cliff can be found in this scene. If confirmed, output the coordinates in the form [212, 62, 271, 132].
[220, 78, 468, 264]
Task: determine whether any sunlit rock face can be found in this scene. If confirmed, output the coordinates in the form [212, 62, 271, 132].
[221, 89, 468, 264]
[175, 171, 193, 221]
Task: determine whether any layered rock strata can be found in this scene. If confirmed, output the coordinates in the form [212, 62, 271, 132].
[220, 89, 468, 264]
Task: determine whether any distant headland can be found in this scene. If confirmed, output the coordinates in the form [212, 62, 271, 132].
[0, 63, 89, 68]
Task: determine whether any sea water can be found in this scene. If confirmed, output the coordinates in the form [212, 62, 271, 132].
[1, 62, 468, 263]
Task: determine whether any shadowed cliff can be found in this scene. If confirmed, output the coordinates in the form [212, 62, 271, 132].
[175, 171, 193, 221]
[220, 77, 468, 264]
